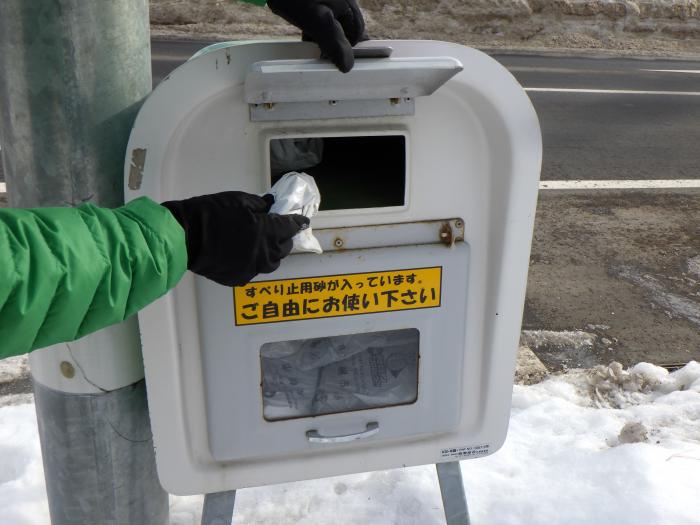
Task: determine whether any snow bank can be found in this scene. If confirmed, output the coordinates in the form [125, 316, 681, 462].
[1, 362, 699, 524]
[0, 404, 50, 525]
[0, 356, 28, 384]
[150, 0, 700, 53]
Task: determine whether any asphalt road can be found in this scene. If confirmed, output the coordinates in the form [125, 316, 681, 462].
[151, 42, 700, 182]
[3, 42, 700, 185]
[494, 54, 700, 181]
[0, 41, 700, 185]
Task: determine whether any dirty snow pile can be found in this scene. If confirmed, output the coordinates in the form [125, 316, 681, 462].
[1, 362, 699, 525]
[150, 0, 700, 57]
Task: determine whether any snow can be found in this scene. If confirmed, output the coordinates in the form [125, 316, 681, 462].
[1, 362, 699, 525]
[614, 265, 700, 328]
[0, 355, 28, 384]
[0, 404, 50, 524]
[687, 255, 700, 278]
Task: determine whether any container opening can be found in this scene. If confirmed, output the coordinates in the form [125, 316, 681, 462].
[260, 328, 419, 421]
[269, 135, 406, 211]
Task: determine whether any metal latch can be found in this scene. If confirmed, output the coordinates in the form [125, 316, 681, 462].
[309, 218, 466, 253]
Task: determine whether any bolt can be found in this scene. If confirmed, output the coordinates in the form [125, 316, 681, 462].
[455, 220, 463, 228]
[334, 238, 344, 248]
[439, 222, 453, 246]
[329, 100, 338, 106]
[60, 361, 75, 379]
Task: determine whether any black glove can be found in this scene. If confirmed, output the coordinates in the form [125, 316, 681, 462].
[267, 0, 368, 73]
[162, 192, 309, 287]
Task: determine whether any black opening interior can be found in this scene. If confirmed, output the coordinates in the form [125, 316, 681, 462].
[270, 135, 406, 211]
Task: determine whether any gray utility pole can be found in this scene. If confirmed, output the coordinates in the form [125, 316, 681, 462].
[0, 2, 169, 524]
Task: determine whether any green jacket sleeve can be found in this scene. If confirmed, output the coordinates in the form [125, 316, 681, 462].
[0, 197, 187, 360]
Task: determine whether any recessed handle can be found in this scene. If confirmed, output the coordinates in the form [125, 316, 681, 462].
[306, 422, 379, 444]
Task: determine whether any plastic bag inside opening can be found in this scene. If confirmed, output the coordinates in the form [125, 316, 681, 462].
[270, 138, 323, 177]
[260, 329, 420, 421]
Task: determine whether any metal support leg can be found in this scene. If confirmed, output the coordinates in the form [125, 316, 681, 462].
[436, 462, 471, 525]
[201, 465, 467, 525]
[202, 490, 236, 525]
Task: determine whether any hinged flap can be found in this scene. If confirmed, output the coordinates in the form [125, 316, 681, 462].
[244, 57, 463, 104]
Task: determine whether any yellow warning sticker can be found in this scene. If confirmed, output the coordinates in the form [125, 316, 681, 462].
[233, 267, 442, 326]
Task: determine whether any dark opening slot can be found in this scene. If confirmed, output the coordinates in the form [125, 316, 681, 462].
[270, 135, 406, 211]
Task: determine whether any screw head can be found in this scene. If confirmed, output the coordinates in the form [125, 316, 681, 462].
[334, 238, 344, 248]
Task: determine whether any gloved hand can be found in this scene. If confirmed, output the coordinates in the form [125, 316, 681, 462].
[162, 192, 309, 287]
[267, 0, 368, 73]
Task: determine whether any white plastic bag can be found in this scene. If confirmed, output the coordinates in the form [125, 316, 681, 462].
[260, 329, 420, 420]
[314, 344, 419, 413]
[268, 172, 322, 254]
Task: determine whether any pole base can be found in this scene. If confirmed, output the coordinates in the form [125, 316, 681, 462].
[33, 379, 169, 525]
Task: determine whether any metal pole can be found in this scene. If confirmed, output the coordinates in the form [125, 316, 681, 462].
[436, 462, 471, 525]
[0, 2, 169, 524]
[202, 491, 237, 525]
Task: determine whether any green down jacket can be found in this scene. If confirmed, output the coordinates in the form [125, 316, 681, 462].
[0, 1, 289, 359]
[0, 197, 187, 360]
[0, 0, 272, 360]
